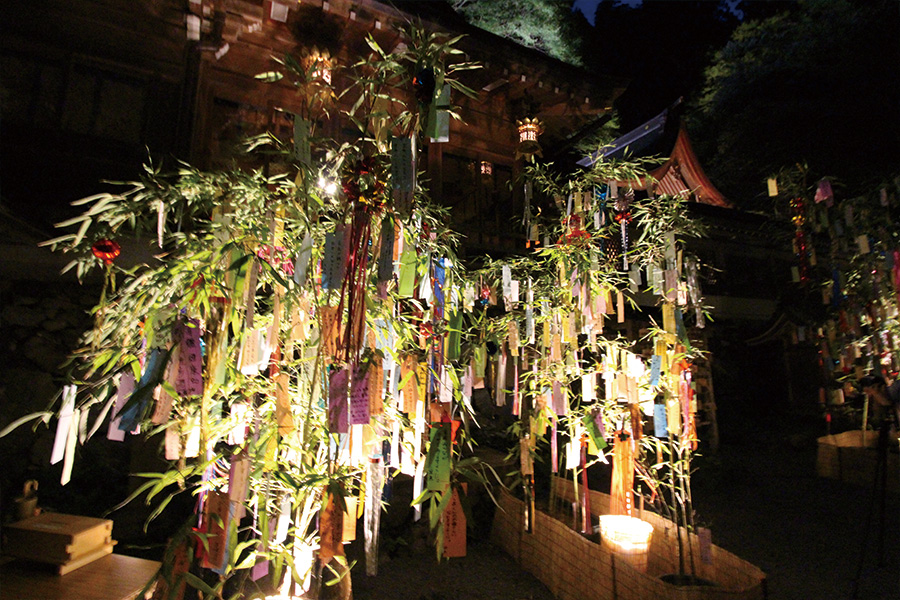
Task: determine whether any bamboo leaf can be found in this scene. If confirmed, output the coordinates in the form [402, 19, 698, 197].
[255, 71, 284, 83]
[0, 411, 53, 438]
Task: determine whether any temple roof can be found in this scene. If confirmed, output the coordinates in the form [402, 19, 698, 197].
[578, 106, 731, 208]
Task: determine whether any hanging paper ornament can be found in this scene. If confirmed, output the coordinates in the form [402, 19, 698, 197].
[614, 190, 632, 270]
[477, 284, 491, 310]
[91, 239, 121, 265]
[559, 214, 590, 245]
[343, 156, 385, 211]
[790, 197, 811, 284]
[90, 238, 123, 337]
[814, 178, 833, 205]
[610, 430, 634, 516]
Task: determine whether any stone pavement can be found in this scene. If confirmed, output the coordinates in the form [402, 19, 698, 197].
[351, 414, 900, 600]
[691, 418, 900, 600]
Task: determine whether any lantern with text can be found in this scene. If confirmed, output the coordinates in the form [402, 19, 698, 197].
[516, 117, 542, 161]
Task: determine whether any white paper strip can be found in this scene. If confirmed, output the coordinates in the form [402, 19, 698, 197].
[412, 460, 425, 522]
[107, 372, 136, 440]
[275, 495, 292, 544]
[61, 408, 79, 485]
[165, 424, 181, 460]
[439, 369, 453, 404]
[51, 385, 76, 464]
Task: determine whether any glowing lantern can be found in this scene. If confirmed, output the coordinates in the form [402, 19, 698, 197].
[598, 514, 653, 572]
[516, 117, 542, 160]
[304, 48, 332, 84]
[480, 160, 493, 176]
[91, 239, 121, 265]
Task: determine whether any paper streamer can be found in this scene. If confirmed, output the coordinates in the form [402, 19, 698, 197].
[391, 137, 414, 194]
[176, 320, 203, 398]
[425, 422, 451, 491]
[377, 219, 395, 283]
[229, 453, 251, 521]
[427, 84, 451, 142]
[649, 355, 662, 387]
[442, 486, 467, 558]
[365, 456, 384, 575]
[61, 407, 79, 485]
[108, 373, 134, 442]
[52, 385, 76, 465]
[275, 372, 294, 435]
[321, 226, 347, 290]
[496, 352, 507, 406]
[653, 402, 668, 438]
[293, 117, 311, 165]
[294, 231, 313, 285]
[398, 248, 416, 296]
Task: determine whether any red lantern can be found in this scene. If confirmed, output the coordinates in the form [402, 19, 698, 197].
[91, 239, 121, 265]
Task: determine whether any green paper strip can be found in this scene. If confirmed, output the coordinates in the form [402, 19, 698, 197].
[474, 344, 486, 378]
[447, 310, 462, 361]
[582, 412, 607, 451]
[398, 248, 416, 296]
[425, 422, 452, 491]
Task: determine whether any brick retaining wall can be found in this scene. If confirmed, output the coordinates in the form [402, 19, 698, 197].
[491, 478, 766, 600]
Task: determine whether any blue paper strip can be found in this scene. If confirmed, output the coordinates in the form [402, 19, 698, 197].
[649, 355, 661, 387]
[119, 348, 167, 433]
[653, 403, 668, 438]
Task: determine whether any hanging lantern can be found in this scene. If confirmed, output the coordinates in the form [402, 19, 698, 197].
[304, 48, 333, 84]
[516, 118, 543, 160]
[91, 239, 121, 265]
[479, 160, 493, 176]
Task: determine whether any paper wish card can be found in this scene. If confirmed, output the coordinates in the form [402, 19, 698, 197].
[442, 486, 467, 558]
[176, 320, 203, 398]
[329, 368, 349, 434]
[349, 364, 371, 426]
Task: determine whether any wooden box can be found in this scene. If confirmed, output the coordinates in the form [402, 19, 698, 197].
[3, 513, 115, 575]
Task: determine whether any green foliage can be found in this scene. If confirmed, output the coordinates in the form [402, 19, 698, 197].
[15, 18, 715, 597]
[689, 0, 900, 208]
[453, 0, 585, 66]
[770, 164, 900, 392]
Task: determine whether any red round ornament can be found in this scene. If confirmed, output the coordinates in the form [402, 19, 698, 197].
[91, 239, 121, 265]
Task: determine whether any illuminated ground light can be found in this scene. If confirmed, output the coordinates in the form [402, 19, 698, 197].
[598, 514, 654, 572]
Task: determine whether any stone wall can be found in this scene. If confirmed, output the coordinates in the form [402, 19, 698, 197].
[492, 481, 766, 600]
[0, 276, 133, 521]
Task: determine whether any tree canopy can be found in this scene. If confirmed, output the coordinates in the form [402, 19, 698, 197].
[688, 0, 900, 208]
[452, 0, 585, 66]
